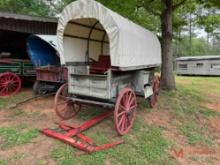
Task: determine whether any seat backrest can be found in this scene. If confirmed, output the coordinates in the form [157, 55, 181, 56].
[98, 55, 110, 68]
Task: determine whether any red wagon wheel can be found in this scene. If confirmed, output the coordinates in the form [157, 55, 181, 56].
[0, 72, 21, 96]
[149, 75, 161, 108]
[54, 83, 81, 120]
[114, 88, 137, 135]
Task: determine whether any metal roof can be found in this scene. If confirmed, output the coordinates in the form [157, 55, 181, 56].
[0, 11, 57, 23]
[0, 11, 58, 34]
[176, 55, 220, 61]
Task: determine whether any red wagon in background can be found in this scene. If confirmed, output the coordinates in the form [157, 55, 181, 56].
[33, 66, 68, 95]
[0, 57, 35, 96]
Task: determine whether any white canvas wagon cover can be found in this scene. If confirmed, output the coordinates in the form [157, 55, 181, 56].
[57, 0, 161, 69]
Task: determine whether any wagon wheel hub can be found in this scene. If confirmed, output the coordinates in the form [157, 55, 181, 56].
[125, 107, 133, 115]
[5, 81, 13, 86]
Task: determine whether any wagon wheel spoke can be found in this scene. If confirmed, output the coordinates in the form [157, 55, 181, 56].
[56, 99, 69, 105]
[118, 115, 125, 127]
[119, 115, 126, 131]
[127, 92, 132, 102]
[1, 87, 7, 94]
[8, 85, 16, 92]
[57, 95, 67, 100]
[130, 105, 136, 112]
[117, 110, 126, 118]
[119, 104, 126, 111]
[129, 97, 135, 106]
[0, 87, 5, 92]
[122, 116, 126, 131]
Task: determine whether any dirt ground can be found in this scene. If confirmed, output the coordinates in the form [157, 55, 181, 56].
[206, 94, 220, 113]
[0, 95, 58, 165]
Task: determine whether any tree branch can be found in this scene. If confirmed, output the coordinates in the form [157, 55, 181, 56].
[137, 0, 161, 16]
[172, 0, 187, 10]
[147, 8, 161, 16]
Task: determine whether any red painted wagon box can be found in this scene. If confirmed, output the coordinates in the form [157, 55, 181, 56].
[35, 66, 67, 83]
[0, 58, 35, 96]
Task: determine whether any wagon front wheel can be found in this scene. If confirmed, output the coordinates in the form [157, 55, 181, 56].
[149, 75, 160, 108]
[54, 83, 81, 120]
[0, 72, 22, 96]
[114, 88, 137, 135]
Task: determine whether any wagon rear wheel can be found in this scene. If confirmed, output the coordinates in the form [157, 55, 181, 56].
[114, 88, 137, 135]
[149, 75, 160, 108]
[33, 81, 48, 95]
[54, 83, 81, 120]
[0, 72, 21, 96]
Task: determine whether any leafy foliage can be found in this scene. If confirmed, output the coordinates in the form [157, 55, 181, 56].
[0, 0, 50, 16]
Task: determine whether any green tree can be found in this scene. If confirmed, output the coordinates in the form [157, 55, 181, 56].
[196, 8, 220, 43]
[137, 0, 190, 90]
[0, 0, 50, 16]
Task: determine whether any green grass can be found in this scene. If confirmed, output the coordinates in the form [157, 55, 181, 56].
[0, 153, 26, 165]
[37, 160, 47, 165]
[51, 123, 174, 165]
[10, 108, 25, 116]
[180, 121, 213, 146]
[0, 125, 39, 149]
[176, 76, 220, 93]
[0, 90, 34, 110]
[158, 76, 220, 120]
[0, 160, 7, 165]
[156, 76, 219, 150]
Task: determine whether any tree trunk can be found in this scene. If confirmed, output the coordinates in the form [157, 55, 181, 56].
[160, 0, 176, 90]
[189, 12, 192, 56]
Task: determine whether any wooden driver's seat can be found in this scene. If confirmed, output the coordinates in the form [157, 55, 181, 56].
[90, 55, 111, 74]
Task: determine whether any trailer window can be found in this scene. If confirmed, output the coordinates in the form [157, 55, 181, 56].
[196, 63, 203, 67]
[211, 64, 220, 69]
[179, 64, 187, 69]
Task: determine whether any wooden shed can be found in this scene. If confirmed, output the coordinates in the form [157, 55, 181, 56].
[176, 56, 220, 76]
[0, 11, 57, 59]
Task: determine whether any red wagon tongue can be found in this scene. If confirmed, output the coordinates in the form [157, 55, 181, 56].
[41, 110, 124, 153]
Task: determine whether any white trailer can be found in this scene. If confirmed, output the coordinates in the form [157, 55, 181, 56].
[176, 56, 220, 76]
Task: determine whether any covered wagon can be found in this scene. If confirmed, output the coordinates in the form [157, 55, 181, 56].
[27, 35, 67, 95]
[42, 0, 161, 153]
